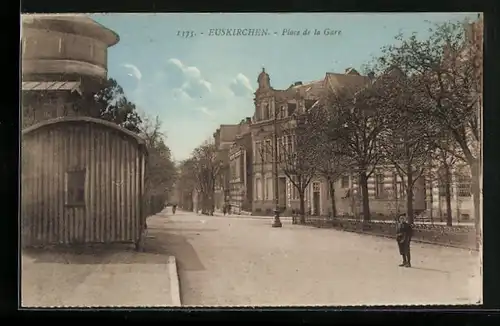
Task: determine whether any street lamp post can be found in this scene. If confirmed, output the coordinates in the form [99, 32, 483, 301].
[272, 106, 282, 228]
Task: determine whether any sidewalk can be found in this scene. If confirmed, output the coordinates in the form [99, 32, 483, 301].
[21, 211, 181, 308]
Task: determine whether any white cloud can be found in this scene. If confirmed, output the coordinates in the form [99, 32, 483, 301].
[122, 63, 143, 81]
[229, 73, 254, 97]
[196, 106, 214, 117]
[166, 58, 212, 99]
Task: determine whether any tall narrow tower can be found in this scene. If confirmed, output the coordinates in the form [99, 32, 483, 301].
[21, 14, 120, 127]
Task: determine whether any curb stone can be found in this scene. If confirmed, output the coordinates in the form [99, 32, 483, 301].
[167, 256, 181, 306]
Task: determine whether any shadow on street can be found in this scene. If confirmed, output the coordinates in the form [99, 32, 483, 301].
[145, 229, 205, 271]
[408, 266, 451, 274]
[23, 241, 171, 265]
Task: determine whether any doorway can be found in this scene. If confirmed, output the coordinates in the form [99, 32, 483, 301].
[278, 177, 287, 209]
[313, 182, 320, 216]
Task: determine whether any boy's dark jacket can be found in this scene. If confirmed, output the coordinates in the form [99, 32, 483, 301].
[396, 221, 413, 243]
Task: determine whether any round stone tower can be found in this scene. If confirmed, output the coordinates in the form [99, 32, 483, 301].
[21, 14, 120, 127]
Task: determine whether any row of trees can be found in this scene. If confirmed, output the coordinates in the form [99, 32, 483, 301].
[95, 78, 177, 206]
[177, 140, 223, 215]
[260, 19, 481, 238]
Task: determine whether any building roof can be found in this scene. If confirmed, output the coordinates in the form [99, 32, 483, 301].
[285, 70, 369, 99]
[22, 14, 120, 47]
[289, 79, 325, 98]
[21, 81, 82, 95]
[324, 72, 370, 95]
[22, 116, 148, 151]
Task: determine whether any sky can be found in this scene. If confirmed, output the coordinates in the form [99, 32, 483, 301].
[91, 12, 478, 161]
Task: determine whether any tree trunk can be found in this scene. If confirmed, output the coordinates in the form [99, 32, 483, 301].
[359, 171, 371, 222]
[299, 190, 306, 224]
[444, 166, 453, 227]
[328, 179, 337, 218]
[471, 160, 481, 250]
[406, 167, 414, 224]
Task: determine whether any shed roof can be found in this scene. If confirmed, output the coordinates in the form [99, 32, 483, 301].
[22, 81, 82, 94]
[22, 116, 148, 151]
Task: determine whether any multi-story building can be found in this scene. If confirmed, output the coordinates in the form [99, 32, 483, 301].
[251, 67, 359, 215]
[228, 118, 253, 214]
[250, 68, 428, 217]
[213, 124, 241, 211]
[21, 14, 119, 127]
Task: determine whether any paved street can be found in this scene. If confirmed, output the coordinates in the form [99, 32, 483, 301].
[151, 210, 481, 307]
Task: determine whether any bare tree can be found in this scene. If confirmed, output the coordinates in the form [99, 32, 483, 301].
[191, 140, 222, 215]
[303, 102, 351, 218]
[379, 19, 482, 245]
[376, 68, 438, 224]
[138, 115, 177, 210]
[177, 158, 198, 211]
[259, 115, 317, 224]
[323, 84, 390, 222]
[427, 132, 467, 226]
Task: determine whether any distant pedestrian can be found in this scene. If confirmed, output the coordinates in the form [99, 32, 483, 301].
[396, 214, 413, 267]
[223, 205, 227, 216]
[172, 204, 177, 215]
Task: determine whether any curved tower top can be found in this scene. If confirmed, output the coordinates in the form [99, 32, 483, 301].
[21, 14, 120, 83]
[22, 14, 120, 47]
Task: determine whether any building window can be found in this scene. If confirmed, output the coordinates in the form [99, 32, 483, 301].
[255, 177, 262, 200]
[254, 141, 262, 163]
[66, 170, 86, 206]
[287, 102, 297, 116]
[392, 173, 404, 199]
[457, 174, 471, 197]
[375, 173, 385, 198]
[262, 103, 269, 120]
[341, 175, 349, 188]
[265, 139, 272, 162]
[265, 176, 273, 200]
[279, 105, 287, 119]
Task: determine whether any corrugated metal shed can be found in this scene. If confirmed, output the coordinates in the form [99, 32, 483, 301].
[21, 117, 148, 247]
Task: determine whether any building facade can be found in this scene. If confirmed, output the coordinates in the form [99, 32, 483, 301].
[228, 118, 253, 214]
[213, 124, 241, 211]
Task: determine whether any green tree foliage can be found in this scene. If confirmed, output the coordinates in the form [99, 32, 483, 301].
[94, 78, 143, 133]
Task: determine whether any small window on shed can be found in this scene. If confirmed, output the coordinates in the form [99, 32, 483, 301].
[66, 170, 86, 206]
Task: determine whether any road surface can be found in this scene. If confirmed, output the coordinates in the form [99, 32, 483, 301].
[147, 210, 481, 307]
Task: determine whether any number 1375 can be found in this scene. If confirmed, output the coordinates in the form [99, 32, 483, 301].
[177, 30, 195, 38]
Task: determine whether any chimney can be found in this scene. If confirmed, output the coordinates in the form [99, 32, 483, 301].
[345, 67, 360, 75]
[294, 81, 303, 86]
